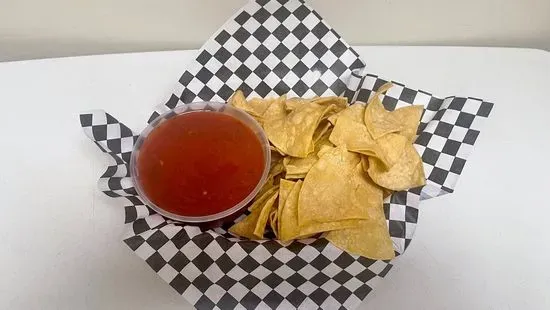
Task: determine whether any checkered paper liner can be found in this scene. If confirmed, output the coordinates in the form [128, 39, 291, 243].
[80, 0, 493, 309]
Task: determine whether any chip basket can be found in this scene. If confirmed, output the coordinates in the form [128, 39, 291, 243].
[80, 0, 493, 309]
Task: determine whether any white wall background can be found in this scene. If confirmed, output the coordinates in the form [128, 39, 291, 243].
[0, 0, 549, 61]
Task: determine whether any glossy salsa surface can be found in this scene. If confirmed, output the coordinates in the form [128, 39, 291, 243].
[137, 111, 265, 217]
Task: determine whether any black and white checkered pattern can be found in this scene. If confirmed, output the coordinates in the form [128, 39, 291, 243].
[128, 226, 391, 310]
[80, 111, 138, 198]
[148, 0, 364, 123]
[80, 0, 493, 308]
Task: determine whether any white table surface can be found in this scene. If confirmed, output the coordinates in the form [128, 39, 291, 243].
[1, 46, 549, 310]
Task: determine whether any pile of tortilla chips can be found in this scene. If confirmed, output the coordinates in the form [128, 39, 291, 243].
[227, 84, 425, 260]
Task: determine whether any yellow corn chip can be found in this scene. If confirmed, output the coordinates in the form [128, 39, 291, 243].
[269, 145, 287, 156]
[311, 96, 348, 110]
[277, 179, 296, 235]
[248, 97, 275, 116]
[325, 218, 395, 260]
[285, 97, 311, 111]
[229, 188, 278, 240]
[299, 219, 363, 237]
[316, 144, 335, 158]
[328, 102, 365, 125]
[285, 96, 345, 114]
[312, 121, 332, 145]
[283, 156, 316, 176]
[357, 160, 391, 197]
[262, 95, 288, 122]
[270, 148, 285, 165]
[364, 90, 424, 141]
[298, 146, 383, 235]
[329, 115, 390, 168]
[368, 143, 426, 191]
[392, 105, 424, 141]
[264, 102, 336, 157]
[285, 173, 308, 180]
[256, 178, 275, 200]
[249, 186, 279, 212]
[228, 210, 263, 240]
[269, 209, 278, 237]
[373, 82, 393, 96]
[229, 91, 288, 124]
[228, 90, 255, 115]
[279, 180, 303, 242]
[255, 154, 285, 199]
[253, 191, 279, 238]
[364, 95, 402, 139]
[375, 133, 409, 169]
[360, 155, 369, 172]
[284, 131, 334, 177]
[270, 157, 285, 176]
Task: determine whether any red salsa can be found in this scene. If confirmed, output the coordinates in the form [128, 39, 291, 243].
[137, 111, 265, 217]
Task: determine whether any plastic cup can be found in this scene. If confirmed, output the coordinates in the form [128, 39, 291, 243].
[129, 102, 271, 228]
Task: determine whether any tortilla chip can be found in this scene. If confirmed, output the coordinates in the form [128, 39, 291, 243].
[357, 160, 392, 196]
[248, 97, 274, 116]
[299, 219, 363, 237]
[285, 97, 311, 111]
[273, 174, 283, 186]
[264, 102, 336, 157]
[368, 143, 426, 191]
[256, 178, 274, 200]
[283, 156, 315, 176]
[277, 179, 295, 234]
[329, 115, 390, 168]
[315, 132, 334, 149]
[229, 91, 290, 125]
[312, 121, 332, 145]
[285, 173, 307, 180]
[364, 90, 424, 141]
[279, 180, 303, 242]
[278, 179, 295, 204]
[262, 95, 288, 122]
[324, 161, 394, 260]
[376, 133, 410, 169]
[392, 105, 424, 141]
[360, 155, 369, 172]
[270, 145, 287, 156]
[228, 210, 263, 240]
[331, 107, 415, 171]
[373, 82, 393, 96]
[228, 90, 254, 115]
[325, 218, 395, 260]
[253, 191, 279, 238]
[311, 96, 348, 110]
[284, 131, 334, 177]
[316, 144, 335, 158]
[364, 95, 402, 139]
[269, 209, 278, 237]
[285, 96, 345, 111]
[255, 155, 285, 199]
[328, 102, 365, 125]
[298, 146, 383, 235]
[249, 186, 279, 212]
[270, 148, 285, 165]
[229, 188, 278, 240]
[270, 156, 285, 176]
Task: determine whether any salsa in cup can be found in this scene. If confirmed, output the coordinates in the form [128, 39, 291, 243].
[130, 103, 270, 228]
